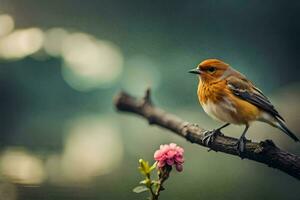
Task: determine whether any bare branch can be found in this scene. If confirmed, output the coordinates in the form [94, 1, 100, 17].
[114, 89, 300, 180]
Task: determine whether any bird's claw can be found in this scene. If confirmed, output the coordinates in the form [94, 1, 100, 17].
[235, 136, 246, 158]
[202, 129, 221, 147]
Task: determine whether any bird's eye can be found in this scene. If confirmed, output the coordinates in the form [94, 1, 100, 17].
[207, 67, 216, 73]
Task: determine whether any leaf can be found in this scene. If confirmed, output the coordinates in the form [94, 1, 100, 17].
[139, 159, 151, 175]
[140, 178, 151, 187]
[140, 180, 147, 184]
[138, 167, 146, 175]
[132, 185, 149, 193]
[149, 162, 157, 172]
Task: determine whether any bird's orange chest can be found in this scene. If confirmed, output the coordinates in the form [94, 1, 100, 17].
[197, 79, 261, 124]
[197, 80, 225, 105]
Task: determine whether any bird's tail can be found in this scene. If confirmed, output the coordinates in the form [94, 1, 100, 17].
[275, 118, 299, 142]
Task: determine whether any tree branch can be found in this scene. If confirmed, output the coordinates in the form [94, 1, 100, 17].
[114, 89, 300, 180]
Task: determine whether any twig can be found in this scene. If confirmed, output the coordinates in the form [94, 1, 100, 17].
[114, 89, 300, 180]
[154, 167, 171, 200]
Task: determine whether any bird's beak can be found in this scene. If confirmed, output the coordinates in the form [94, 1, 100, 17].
[188, 68, 201, 75]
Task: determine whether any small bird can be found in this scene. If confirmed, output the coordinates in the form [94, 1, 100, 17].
[189, 58, 299, 153]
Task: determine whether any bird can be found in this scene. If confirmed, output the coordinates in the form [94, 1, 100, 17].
[189, 58, 299, 154]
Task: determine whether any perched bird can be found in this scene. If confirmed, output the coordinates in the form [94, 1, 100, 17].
[189, 58, 299, 153]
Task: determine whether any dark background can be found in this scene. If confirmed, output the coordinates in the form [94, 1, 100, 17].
[0, 0, 299, 199]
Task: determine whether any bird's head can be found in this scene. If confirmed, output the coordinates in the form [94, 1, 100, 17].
[189, 59, 230, 82]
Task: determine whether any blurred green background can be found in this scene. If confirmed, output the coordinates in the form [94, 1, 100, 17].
[0, 0, 300, 199]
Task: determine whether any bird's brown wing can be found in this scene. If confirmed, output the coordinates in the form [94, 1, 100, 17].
[226, 75, 285, 121]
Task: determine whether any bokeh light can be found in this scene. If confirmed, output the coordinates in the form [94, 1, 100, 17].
[0, 148, 46, 185]
[45, 116, 124, 184]
[0, 28, 44, 59]
[43, 27, 69, 57]
[61, 33, 123, 91]
[0, 14, 124, 91]
[0, 14, 14, 37]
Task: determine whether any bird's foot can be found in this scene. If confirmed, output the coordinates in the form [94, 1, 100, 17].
[235, 136, 247, 158]
[202, 129, 222, 147]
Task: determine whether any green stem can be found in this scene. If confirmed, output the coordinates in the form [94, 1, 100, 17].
[146, 173, 156, 200]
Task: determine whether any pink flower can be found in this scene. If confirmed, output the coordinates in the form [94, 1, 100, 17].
[154, 143, 184, 172]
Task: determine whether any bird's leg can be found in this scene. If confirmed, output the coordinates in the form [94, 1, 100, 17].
[235, 125, 249, 157]
[202, 123, 230, 146]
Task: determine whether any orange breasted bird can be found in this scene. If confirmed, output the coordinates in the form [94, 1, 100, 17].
[189, 58, 299, 153]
